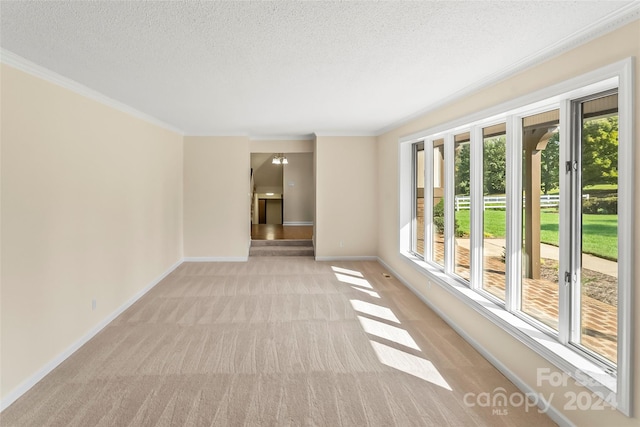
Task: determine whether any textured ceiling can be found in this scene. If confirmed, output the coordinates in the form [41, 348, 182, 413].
[0, 1, 637, 136]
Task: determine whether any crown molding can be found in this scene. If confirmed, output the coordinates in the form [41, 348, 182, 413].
[375, 2, 640, 137]
[0, 49, 184, 135]
[250, 134, 315, 141]
[313, 131, 377, 137]
[185, 132, 249, 137]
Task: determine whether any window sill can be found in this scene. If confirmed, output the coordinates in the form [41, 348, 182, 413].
[399, 250, 618, 405]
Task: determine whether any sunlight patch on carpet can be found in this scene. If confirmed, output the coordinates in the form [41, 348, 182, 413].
[350, 299, 400, 324]
[370, 340, 453, 391]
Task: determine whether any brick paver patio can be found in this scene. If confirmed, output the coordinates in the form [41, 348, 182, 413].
[415, 232, 617, 363]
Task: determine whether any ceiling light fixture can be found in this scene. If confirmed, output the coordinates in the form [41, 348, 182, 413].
[272, 154, 288, 165]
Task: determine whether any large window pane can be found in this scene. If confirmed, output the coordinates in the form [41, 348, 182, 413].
[453, 133, 471, 281]
[521, 109, 560, 330]
[432, 139, 445, 267]
[576, 93, 618, 364]
[482, 124, 507, 300]
[413, 143, 425, 257]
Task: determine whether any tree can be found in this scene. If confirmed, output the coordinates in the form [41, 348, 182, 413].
[455, 143, 470, 195]
[541, 132, 560, 195]
[483, 136, 506, 195]
[454, 137, 506, 196]
[582, 116, 618, 188]
[450, 117, 616, 199]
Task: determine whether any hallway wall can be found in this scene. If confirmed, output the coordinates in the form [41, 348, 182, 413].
[183, 136, 251, 259]
[315, 135, 377, 259]
[283, 153, 314, 225]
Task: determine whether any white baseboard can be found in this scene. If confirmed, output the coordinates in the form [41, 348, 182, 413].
[282, 221, 314, 226]
[315, 256, 378, 262]
[376, 257, 574, 427]
[183, 257, 248, 262]
[1, 259, 183, 412]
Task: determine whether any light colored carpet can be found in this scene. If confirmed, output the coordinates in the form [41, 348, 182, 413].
[2, 258, 556, 426]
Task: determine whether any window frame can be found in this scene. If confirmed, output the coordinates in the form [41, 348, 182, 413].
[411, 142, 424, 256]
[515, 106, 563, 334]
[399, 58, 634, 416]
[568, 89, 621, 369]
[451, 131, 473, 284]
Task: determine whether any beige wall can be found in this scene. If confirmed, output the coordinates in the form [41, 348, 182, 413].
[252, 154, 283, 195]
[1, 64, 184, 401]
[283, 153, 314, 225]
[377, 21, 640, 426]
[183, 136, 250, 259]
[265, 199, 283, 225]
[249, 138, 314, 154]
[315, 136, 377, 258]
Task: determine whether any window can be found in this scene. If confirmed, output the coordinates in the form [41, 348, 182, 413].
[570, 91, 619, 365]
[521, 109, 560, 329]
[400, 59, 633, 415]
[431, 139, 445, 267]
[453, 132, 471, 281]
[413, 143, 425, 257]
[482, 123, 507, 301]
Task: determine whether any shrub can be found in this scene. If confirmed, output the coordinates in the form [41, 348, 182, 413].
[433, 199, 445, 233]
[433, 199, 463, 236]
[582, 196, 617, 214]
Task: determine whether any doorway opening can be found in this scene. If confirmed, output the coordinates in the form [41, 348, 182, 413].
[250, 152, 314, 242]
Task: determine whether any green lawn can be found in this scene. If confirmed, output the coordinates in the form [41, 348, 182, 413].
[454, 209, 618, 261]
[583, 184, 618, 191]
